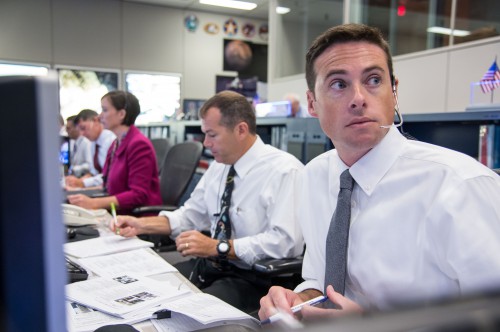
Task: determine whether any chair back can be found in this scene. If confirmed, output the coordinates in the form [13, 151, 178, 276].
[160, 141, 203, 206]
[151, 138, 172, 174]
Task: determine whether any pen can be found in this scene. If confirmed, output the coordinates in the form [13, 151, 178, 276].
[110, 202, 119, 235]
[260, 295, 328, 325]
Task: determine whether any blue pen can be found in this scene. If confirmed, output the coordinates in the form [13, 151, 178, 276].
[260, 295, 328, 325]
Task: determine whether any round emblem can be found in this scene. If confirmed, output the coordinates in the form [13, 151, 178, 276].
[184, 15, 199, 32]
[204, 22, 220, 35]
[259, 24, 269, 41]
[224, 18, 238, 36]
[242, 23, 256, 38]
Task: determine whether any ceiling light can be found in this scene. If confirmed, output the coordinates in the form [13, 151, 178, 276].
[276, 6, 290, 14]
[427, 26, 471, 37]
[199, 0, 257, 10]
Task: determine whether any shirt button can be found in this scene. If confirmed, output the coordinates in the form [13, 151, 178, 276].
[351, 201, 356, 209]
[364, 185, 371, 191]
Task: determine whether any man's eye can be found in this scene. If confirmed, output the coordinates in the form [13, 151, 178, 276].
[331, 81, 346, 90]
[367, 76, 381, 85]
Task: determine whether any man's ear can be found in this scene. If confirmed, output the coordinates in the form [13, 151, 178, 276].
[235, 121, 249, 139]
[306, 90, 319, 118]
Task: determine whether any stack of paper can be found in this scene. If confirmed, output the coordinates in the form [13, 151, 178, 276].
[64, 234, 153, 258]
[78, 248, 177, 277]
[66, 274, 190, 318]
[151, 293, 260, 331]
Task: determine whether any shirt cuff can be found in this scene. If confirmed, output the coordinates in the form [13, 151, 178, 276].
[159, 210, 181, 239]
[82, 174, 102, 187]
[294, 280, 323, 295]
[232, 237, 256, 266]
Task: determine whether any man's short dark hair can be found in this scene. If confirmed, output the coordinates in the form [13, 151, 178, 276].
[199, 90, 256, 135]
[305, 23, 394, 94]
[74, 109, 98, 125]
[101, 90, 140, 126]
[66, 115, 77, 124]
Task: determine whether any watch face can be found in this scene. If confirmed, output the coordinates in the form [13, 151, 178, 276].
[218, 242, 229, 253]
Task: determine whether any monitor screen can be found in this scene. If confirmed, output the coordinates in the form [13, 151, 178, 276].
[255, 101, 292, 118]
[0, 75, 66, 331]
[60, 135, 71, 175]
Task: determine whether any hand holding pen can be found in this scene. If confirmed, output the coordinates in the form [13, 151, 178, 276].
[110, 202, 120, 235]
[260, 295, 328, 325]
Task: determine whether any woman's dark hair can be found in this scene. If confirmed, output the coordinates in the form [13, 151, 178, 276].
[101, 90, 140, 126]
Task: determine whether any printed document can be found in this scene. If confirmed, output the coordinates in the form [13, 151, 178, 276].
[66, 274, 189, 318]
[64, 234, 153, 258]
[78, 248, 177, 277]
[153, 293, 260, 329]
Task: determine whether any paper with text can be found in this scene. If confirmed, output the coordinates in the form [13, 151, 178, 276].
[78, 248, 177, 277]
[66, 274, 189, 317]
[64, 235, 153, 258]
[162, 293, 260, 325]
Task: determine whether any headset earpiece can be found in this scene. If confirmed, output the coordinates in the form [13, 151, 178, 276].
[390, 74, 396, 93]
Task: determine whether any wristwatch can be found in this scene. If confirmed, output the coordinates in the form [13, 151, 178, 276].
[216, 239, 231, 260]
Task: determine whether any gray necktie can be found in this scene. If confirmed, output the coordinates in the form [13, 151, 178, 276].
[324, 169, 354, 297]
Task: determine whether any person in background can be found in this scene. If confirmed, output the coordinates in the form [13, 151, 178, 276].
[66, 115, 93, 177]
[284, 93, 308, 118]
[59, 113, 67, 136]
[110, 91, 304, 313]
[67, 91, 162, 215]
[65, 109, 115, 188]
[259, 23, 500, 323]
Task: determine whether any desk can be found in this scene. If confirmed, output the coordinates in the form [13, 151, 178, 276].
[63, 187, 107, 200]
[66, 228, 257, 332]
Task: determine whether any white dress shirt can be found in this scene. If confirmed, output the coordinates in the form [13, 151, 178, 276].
[295, 127, 500, 310]
[69, 135, 92, 177]
[161, 136, 304, 268]
[83, 129, 116, 187]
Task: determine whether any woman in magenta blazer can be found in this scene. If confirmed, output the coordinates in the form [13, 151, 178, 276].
[68, 91, 162, 215]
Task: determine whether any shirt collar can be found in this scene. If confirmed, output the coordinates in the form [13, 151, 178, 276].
[335, 127, 406, 196]
[233, 136, 264, 179]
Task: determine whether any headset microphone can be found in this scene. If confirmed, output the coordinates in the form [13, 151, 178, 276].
[380, 78, 404, 129]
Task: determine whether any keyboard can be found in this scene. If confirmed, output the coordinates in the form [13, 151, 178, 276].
[66, 257, 88, 283]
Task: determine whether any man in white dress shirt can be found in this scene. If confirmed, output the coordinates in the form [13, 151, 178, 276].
[259, 23, 500, 322]
[112, 91, 304, 313]
[66, 115, 92, 177]
[65, 109, 116, 188]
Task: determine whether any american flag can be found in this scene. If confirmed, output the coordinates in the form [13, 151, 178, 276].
[480, 59, 500, 93]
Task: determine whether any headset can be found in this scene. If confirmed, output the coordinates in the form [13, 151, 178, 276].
[380, 75, 404, 129]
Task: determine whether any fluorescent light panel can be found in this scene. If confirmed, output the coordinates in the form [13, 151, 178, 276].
[276, 6, 290, 14]
[427, 26, 471, 37]
[199, 0, 257, 10]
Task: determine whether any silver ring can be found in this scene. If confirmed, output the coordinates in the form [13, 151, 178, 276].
[185, 242, 189, 249]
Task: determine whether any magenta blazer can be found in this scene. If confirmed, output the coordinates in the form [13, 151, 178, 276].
[103, 125, 162, 214]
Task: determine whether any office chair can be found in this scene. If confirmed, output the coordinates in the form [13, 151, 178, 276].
[252, 252, 304, 290]
[132, 141, 203, 251]
[133, 141, 203, 215]
[150, 138, 172, 174]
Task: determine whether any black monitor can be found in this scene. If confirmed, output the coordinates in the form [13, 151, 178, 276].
[0, 75, 66, 331]
[60, 135, 71, 175]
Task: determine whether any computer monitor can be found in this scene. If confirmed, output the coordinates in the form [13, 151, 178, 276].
[60, 135, 71, 175]
[0, 75, 66, 331]
[255, 101, 292, 117]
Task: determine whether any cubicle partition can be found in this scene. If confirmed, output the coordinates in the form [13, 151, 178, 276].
[138, 110, 500, 167]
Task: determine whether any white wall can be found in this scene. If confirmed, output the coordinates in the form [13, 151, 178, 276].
[1, 0, 498, 114]
[0, 0, 267, 100]
[268, 36, 500, 114]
